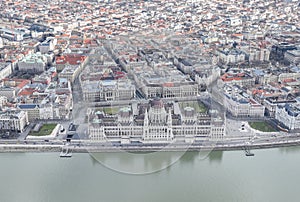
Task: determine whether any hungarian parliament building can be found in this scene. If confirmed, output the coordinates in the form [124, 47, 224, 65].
[88, 98, 225, 143]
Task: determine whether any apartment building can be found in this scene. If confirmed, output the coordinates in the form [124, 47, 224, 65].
[0, 110, 28, 132]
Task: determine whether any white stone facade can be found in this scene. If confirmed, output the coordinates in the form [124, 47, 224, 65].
[0, 63, 12, 80]
[82, 79, 136, 102]
[89, 99, 225, 143]
[0, 110, 28, 132]
[18, 53, 47, 73]
[284, 50, 300, 64]
[217, 48, 246, 64]
[275, 103, 300, 130]
[223, 85, 265, 118]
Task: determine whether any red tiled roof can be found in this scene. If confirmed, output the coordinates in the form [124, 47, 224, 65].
[56, 54, 87, 65]
[18, 89, 35, 96]
[2, 78, 31, 88]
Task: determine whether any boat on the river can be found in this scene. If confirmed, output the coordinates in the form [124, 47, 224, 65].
[60, 147, 72, 158]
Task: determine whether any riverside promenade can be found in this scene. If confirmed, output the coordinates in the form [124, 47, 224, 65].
[1, 135, 300, 153]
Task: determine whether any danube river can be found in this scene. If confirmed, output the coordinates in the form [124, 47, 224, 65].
[1, 147, 300, 202]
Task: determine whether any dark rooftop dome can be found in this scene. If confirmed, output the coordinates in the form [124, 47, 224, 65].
[150, 98, 164, 108]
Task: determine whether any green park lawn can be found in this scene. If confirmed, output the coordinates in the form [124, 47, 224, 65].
[29, 124, 57, 136]
[179, 101, 207, 113]
[249, 122, 277, 132]
[95, 107, 120, 115]
[103, 107, 119, 115]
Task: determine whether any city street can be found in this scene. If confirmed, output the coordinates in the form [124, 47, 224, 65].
[70, 76, 88, 139]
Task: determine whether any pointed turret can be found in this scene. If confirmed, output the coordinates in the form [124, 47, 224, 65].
[167, 108, 172, 127]
[144, 108, 149, 127]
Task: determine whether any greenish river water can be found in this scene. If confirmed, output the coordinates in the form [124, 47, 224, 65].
[0, 147, 300, 202]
